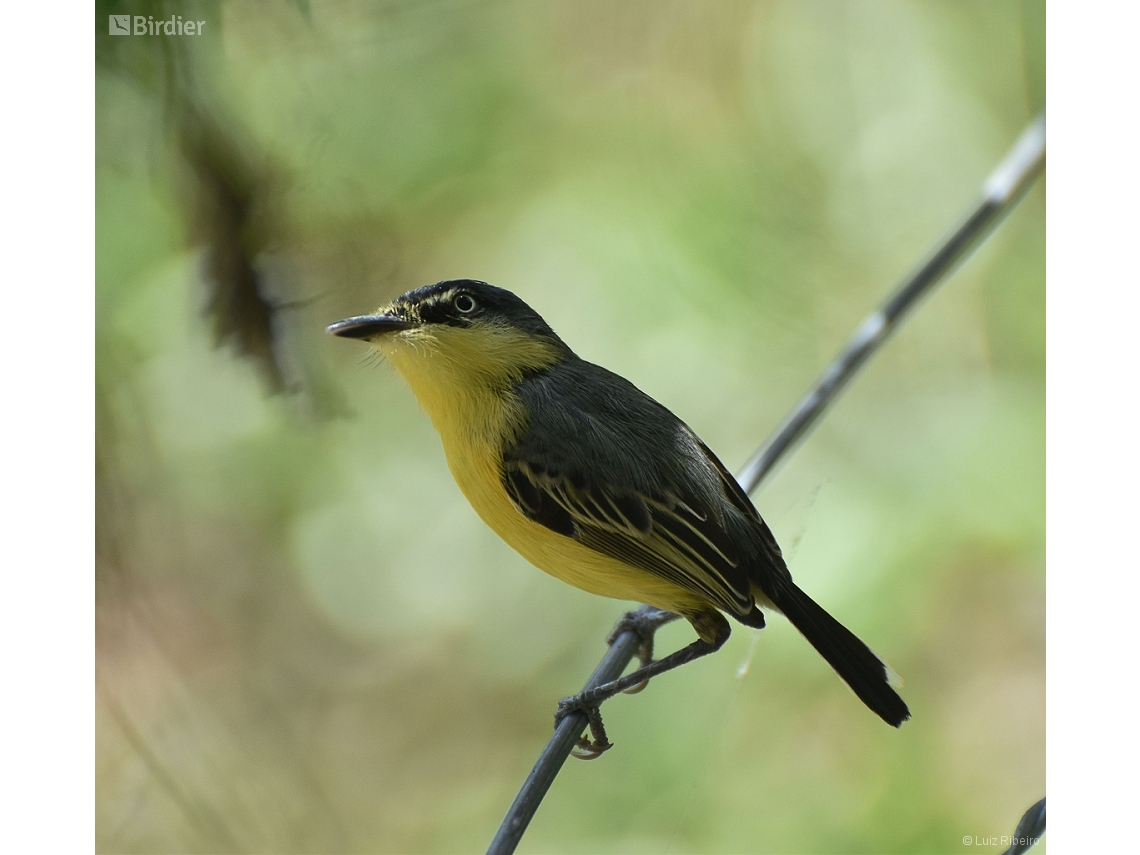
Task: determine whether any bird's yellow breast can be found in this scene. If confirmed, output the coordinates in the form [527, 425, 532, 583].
[373, 324, 709, 615]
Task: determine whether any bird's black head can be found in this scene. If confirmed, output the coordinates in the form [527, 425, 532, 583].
[398, 280, 565, 340]
[328, 280, 572, 358]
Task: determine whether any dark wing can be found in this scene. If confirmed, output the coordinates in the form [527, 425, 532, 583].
[502, 360, 775, 616]
[686, 432, 789, 581]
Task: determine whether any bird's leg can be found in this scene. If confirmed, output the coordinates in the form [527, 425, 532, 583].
[557, 610, 731, 758]
[606, 606, 681, 694]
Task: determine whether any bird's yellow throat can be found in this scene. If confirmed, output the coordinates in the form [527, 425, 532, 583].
[372, 320, 563, 446]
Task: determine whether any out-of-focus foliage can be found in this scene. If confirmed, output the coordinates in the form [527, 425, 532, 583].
[96, 2, 1044, 853]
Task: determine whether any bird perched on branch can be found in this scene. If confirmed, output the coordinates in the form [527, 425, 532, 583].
[328, 279, 909, 756]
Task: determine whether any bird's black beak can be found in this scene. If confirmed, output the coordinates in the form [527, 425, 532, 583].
[326, 314, 417, 339]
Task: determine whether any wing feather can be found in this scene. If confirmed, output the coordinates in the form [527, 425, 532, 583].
[502, 458, 755, 616]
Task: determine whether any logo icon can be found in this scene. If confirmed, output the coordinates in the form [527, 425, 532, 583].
[109, 15, 131, 35]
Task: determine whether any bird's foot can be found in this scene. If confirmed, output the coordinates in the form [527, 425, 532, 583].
[554, 612, 724, 760]
[606, 606, 679, 694]
[555, 691, 613, 760]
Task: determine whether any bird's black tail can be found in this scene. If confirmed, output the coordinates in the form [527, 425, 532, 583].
[765, 578, 910, 727]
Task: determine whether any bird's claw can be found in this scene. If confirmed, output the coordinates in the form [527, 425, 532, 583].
[555, 695, 613, 760]
[552, 607, 680, 757]
[570, 737, 612, 760]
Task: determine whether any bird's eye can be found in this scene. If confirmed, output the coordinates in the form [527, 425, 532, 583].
[453, 294, 476, 314]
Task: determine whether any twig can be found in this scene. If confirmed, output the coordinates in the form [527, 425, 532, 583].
[486, 112, 1045, 855]
[486, 624, 646, 850]
[736, 113, 1045, 493]
[1001, 797, 1046, 855]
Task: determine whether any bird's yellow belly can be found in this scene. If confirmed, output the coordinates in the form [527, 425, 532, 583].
[441, 431, 708, 615]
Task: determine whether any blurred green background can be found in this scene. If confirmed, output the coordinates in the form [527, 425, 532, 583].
[95, 1, 1044, 853]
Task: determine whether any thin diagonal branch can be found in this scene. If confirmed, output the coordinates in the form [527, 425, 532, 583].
[486, 112, 1045, 855]
[1001, 797, 1046, 855]
[736, 113, 1045, 493]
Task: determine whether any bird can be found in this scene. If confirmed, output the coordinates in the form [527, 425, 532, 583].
[327, 279, 909, 756]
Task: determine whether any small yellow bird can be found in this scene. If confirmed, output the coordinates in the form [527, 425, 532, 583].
[329, 279, 908, 755]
